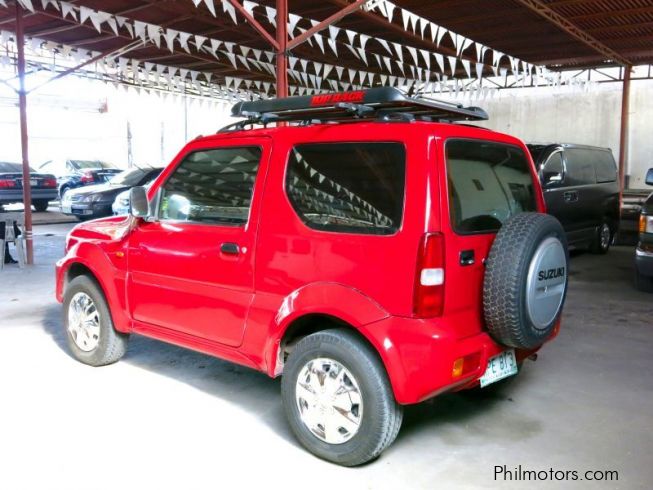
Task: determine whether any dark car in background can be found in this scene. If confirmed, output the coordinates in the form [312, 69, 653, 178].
[527, 143, 620, 254]
[635, 168, 653, 291]
[0, 162, 58, 211]
[60, 166, 162, 220]
[38, 159, 121, 198]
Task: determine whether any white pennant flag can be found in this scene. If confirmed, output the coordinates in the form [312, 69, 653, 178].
[164, 29, 179, 52]
[327, 38, 337, 56]
[406, 46, 419, 67]
[242, 0, 257, 16]
[476, 62, 484, 80]
[419, 49, 431, 70]
[203, 0, 216, 16]
[288, 13, 301, 36]
[178, 32, 192, 53]
[462, 59, 471, 78]
[314, 33, 325, 54]
[147, 24, 161, 48]
[79, 6, 92, 24]
[17, 0, 34, 11]
[265, 6, 276, 25]
[222, 0, 237, 24]
[133, 21, 147, 42]
[448, 56, 457, 77]
[60, 2, 77, 21]
[392, 42, 403, 63]
[195, 35, 207, 51]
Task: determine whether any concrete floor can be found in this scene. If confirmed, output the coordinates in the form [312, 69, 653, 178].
[0, 223, 651, 490]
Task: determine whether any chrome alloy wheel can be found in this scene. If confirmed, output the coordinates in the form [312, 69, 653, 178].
[600, 223, 611, 250]
[295, 358, 363, 445]
[67, 292, 101, 352]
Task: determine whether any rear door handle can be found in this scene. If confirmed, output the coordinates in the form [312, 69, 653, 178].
[220, 242, 240, 255]
[563, 191, 578, 203]
[460, 249, 475, 266]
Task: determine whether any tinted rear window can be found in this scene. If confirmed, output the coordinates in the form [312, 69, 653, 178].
[594, 151, 618, 183]
[0, 162, 22, 173]
[564, 149, 598, 185]
[446, 139, 537, 233]
[286, 143, 406, 235]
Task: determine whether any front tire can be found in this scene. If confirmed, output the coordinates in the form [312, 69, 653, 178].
[63, 275, 129, 366]
[281, 329, 402, 467]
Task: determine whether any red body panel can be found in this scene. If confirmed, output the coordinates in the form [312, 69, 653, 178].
[55, 121, 549, 405]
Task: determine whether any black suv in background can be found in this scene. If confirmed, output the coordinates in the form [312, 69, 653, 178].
[635, 168, 653, 291]
[527, 143, 620, 254]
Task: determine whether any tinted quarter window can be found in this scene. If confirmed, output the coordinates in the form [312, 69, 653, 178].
[160, 146, 261, 225]
[594, 151, 618, 183]
[564, 149, 597, 186]
[446, 140, 537, 233]
[286, 143, 406, 235]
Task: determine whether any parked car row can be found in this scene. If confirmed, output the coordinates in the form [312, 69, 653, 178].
[60, 166, 162, 220]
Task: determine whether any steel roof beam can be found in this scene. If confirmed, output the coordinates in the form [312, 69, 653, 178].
[512, 0, 631, 66]
[227, 0, 279, 50]
[287, 0, 371, 50]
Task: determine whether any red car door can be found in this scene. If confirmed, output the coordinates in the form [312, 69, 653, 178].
[127, 136, 270, 347]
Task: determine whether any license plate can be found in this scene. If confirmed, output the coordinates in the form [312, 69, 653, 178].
[30, 179, 37, 186]
[61, 205, 72, 214]
[479, 350, 518, 388]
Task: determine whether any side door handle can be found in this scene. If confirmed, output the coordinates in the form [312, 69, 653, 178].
[220, 242, 240, 255]
[563, 190, 579, 203]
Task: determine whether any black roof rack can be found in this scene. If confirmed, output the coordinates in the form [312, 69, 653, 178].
[228, 87, 488, 129]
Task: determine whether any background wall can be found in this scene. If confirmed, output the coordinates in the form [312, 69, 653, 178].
[472, 79, 653, 189]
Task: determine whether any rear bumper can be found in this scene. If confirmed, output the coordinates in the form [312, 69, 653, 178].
[361, 316, 545, 405]
[0, 189, 58, 204]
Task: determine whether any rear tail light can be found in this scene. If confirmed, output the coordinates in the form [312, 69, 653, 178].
[413, 232, 445, 317]
[80, 171, 94, 183]
[43, 178, 57, 187]
[0, 179, 16, 188]
[641, 215, 653, 234]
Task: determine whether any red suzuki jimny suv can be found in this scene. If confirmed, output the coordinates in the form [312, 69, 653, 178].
[56, 88, 569, 466]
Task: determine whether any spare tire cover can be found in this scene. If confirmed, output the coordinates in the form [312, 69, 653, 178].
[483, 212, 569, 349]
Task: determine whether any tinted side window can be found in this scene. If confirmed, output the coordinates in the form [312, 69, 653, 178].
[286, 143, 406, 235]
[160, 146, 261, 225]
[446, 139, 537, 233]
[542, 152, 564, 187]
[564, 149, 597, 186]
[594, 151, 618, 183]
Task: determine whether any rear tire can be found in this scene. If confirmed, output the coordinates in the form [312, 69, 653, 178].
[63, 275, 129, 366]
[33, 200, 49, 212]
[590, 220, 612, 254]
[281, 329, 403, 467]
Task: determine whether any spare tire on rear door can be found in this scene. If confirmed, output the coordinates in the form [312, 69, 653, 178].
[483, 213, 569, 349]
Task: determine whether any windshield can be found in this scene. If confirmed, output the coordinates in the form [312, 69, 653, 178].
[72, 160, 117, 170]
[109, 168, 147, 186]
[0, 162, 35, 173]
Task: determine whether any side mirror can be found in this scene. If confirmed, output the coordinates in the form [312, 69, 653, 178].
[130, 186, 149, 218]
[646, 168, 653, 186]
